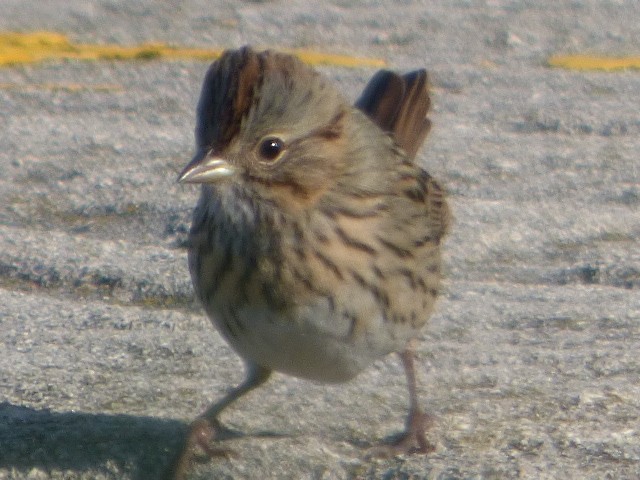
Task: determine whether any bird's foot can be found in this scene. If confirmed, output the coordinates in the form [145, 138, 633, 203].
[189, 418, 238, 459]
[367, 409, 435, 458]
[165, 418, 236, 480]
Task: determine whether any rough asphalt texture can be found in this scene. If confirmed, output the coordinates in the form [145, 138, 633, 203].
[1, 1, 639, 479]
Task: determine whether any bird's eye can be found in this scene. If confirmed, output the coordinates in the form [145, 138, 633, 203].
[258, 137, 285, 162]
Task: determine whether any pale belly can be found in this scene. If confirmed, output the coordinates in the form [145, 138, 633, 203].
[206, 299, 409, 383]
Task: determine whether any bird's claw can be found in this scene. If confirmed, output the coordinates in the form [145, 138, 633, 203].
[366, 410, 435, 458]
[165, 418, 236, 480]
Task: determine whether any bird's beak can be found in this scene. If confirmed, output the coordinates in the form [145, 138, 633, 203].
[177, 150, 236, 184]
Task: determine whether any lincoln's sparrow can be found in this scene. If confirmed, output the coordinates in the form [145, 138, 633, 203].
[170, 46, 450, 478]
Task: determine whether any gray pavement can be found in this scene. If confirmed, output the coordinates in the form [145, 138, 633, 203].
[1, 1, 639, 478]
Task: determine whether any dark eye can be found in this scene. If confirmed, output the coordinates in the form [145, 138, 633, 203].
[259, 137, 284, 161]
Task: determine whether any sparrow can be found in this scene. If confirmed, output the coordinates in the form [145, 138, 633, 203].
[170, 46, 450, 478]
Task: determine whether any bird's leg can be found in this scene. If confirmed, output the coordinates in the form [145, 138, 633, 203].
[369, 348, 434, 457]
[395, 348, 435, 454]
[166, 362, 272, 480]
[200, 362, 272, 430]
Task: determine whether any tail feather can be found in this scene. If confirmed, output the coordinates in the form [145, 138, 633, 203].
[355, 69, 431, 160]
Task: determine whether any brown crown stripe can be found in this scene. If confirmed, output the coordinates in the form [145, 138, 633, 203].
[198, 47, 292, 152]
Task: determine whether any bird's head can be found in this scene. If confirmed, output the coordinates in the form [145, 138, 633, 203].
[178, 47, 353, 212]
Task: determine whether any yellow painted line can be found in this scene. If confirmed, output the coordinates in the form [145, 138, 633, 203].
[0, 31, 385, 68]
[548, 54, 640, 71]
[0, 82, 123, 92]
[282, 48, 385, 68]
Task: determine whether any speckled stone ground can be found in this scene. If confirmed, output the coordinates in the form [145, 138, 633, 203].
[1, 1, 639, 479]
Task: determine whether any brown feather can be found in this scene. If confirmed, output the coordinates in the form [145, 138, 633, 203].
[355, 69, 431, 160]
[195, 46, 262, 152]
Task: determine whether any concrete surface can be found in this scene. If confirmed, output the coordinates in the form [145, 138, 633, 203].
[1, 1, 639, 479]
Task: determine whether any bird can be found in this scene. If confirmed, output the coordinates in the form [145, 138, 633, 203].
[169, 46, 450, 478]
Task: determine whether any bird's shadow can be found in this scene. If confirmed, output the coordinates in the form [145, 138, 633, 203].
[0, 401, 186, 480]
[0, 402, 292, 479]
